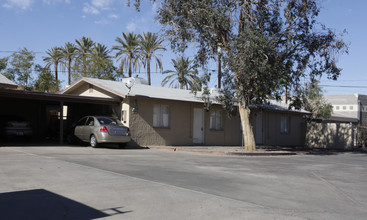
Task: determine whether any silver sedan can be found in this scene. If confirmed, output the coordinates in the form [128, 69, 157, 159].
[74, 116, 131, 148]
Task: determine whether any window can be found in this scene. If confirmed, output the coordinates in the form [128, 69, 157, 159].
[210, 110, 223, 130]
[97, 117, 122, 125]
[280, 116, 289, 134]
[153, 104, 170, 128]
[343, 106, 347, 110]
[350, 106, 353, 110]
[76, 117, 87, 126]
[86, 117, 94, 126]
[335, 106, 340, 110]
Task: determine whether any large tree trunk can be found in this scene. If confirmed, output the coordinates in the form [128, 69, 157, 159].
[68, 59, 71, 85]
[128, 59, 132, 78]
[54, 64, 58, 81]
[54, 63, 59, 90]
[147, 57, 151, 85]
[238, 100, 256, 151]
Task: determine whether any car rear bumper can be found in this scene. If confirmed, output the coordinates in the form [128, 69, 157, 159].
[5, 129, 33, 137]
[96, 133, 131, 143]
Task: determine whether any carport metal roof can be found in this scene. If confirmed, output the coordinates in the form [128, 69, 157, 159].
[0, 87, 122, 104]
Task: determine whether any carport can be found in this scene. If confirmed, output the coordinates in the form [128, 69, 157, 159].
[0, 88, 122, 144]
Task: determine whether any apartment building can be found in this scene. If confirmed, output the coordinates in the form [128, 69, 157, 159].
[324, 94, 367, 125]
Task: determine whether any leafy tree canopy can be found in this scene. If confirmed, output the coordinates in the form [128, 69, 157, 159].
[300, 80, 333, 120]
[34, 65, 59, 93]
[7, 48, 35, 90]
[154, 0, 347, 105]
[0, 57, 8, 74]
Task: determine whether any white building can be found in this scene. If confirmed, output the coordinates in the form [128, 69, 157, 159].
[324, 94, 367, 125]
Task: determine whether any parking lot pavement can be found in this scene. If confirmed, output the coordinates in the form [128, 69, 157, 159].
[149, 145, 301, 156]
[0, 146, 367, 220]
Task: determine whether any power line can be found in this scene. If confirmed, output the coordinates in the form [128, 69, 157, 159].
[0, 50, 44, 54]
[320, 85, 367, 89]
[324, 79, 367, 82]
[2, 67, 166, 75]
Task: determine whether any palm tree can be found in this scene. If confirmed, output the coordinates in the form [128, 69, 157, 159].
[75, 36, 94, 77]
[62, 42, 76, 85]
[136, 32, 166, 85]
[162, 56, 201, 90]
[112, 32, 140, 77]
[91, 43, 115, 79]
[92, 43, 110, 61]
[43, 47, 63, 83]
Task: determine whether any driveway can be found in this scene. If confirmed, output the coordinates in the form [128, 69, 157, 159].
[0, 146, 366, 219]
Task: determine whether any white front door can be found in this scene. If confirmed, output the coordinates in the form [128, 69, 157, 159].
[193, 108, 204, 144]
[255, 112, 263, 145]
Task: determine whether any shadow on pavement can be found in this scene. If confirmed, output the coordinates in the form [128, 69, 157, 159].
[257, 145, 367, 156]
[0, 138, 148, 150]
[0, 189, 132, 220]
[0, 137, 64, 147]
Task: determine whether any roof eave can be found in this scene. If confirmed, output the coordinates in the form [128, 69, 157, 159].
[60, 77, 126, 99]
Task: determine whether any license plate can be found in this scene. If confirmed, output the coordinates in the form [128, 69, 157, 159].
[16, 131, 24, 136]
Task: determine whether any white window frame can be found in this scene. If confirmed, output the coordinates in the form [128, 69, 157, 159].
[280, 115, 290, 134]
[210, 110, 223, 130]
[153, 104, 170, 128]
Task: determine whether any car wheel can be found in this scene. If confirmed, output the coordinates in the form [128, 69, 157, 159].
[90, 135, 98, 148]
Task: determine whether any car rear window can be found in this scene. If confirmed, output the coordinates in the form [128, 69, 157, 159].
[97, 117, 122, 125]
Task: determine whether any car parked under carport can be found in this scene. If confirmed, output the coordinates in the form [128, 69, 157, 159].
[73, 116, 131, 148]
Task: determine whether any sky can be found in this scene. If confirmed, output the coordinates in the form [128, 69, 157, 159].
[0, 0, 366, 95]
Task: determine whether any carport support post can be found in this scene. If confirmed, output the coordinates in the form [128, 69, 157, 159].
[59, 101, 64, 145]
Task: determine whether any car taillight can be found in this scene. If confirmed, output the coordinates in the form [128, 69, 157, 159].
[100, 126, 108, 132]
[126, 127, 130, 135]
[6, 122, 13, 127]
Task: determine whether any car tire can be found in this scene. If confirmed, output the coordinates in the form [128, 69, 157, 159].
[90, 135, 99, 148]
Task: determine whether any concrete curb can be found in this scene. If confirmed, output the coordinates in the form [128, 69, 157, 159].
[149, 147, 297, 156]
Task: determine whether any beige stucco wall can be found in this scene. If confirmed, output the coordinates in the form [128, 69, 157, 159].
[305, 122, 355, 149]
[204, 105, 242, 146]
[129, 98, 192, 146]
[128, 97, 307, 147]
[69, 83, 118, 99]
[259, 111, 306, 146]
[128, 98, 242, 146]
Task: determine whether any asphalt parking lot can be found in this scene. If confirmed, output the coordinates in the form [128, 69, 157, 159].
[0, 146, 366, 220]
